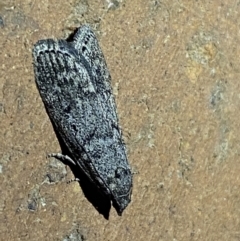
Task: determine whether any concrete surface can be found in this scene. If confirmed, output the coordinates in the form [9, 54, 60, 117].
[1, 0, 240, 240]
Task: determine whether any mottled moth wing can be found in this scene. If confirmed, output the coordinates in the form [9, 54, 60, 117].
[73, 25, 118, 122]
[33, 25, 132, 215]
[33, 39, 96, 179]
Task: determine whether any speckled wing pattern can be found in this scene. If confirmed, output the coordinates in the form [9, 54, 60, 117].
[32, 25, 132, 215]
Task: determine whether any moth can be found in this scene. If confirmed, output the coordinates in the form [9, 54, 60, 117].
[32, 25, 132, 215]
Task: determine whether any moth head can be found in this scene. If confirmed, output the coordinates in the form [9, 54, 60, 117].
[109, 167, 132, 216]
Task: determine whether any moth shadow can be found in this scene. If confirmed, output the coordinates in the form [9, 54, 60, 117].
[54, 132, 111, 220]
[68, 160, 111, 220]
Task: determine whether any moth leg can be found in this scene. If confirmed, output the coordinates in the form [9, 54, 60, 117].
[67, 178, 80, 184]
[48, 153, 76, 166]
[48, 153, 81, 184]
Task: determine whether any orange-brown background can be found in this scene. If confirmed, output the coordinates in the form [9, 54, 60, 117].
[1, 1, 240, 240]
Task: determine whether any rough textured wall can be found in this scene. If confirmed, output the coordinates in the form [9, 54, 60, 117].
[1, 0, 240, 240]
